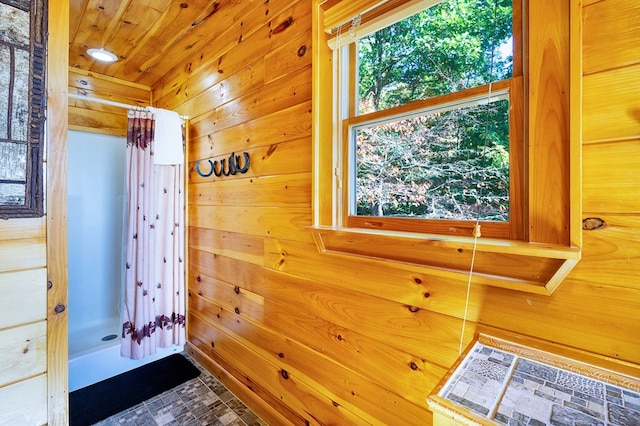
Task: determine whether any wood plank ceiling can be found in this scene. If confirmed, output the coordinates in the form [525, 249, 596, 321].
[69, 0, 223, 87]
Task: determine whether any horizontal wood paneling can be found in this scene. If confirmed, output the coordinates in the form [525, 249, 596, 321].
[582, 64, 640, 143]
[68, 66, 151, 135]
[569, 214, 640, 290]
[0, 322, 47, 388]
[191, 66, 312, 136]
[68, 106, 128, 136]
[189, 137, 312, 183]
[0, 375, 47, 425]
[0, 217, 45, 240]
[186, 343, 304, 426]
[69, 68, 150, 101]
[583, 140, 640, 213]
[0, 239, 46, 272]
[190, 294, 434, 425]
[583, 0, 640, 75]
[188, 172, 311, 207]
[188, 101, 312, 161]
[189, 227, 264, 266]
[190, 248, 474, 368]
[189, 311, 368, 425]
[264, 30, 313, 84]
[188, 205, 313, 241]
[0, 269, 47, 329]
[154, 0, 640, 424]
[188, 268, 448, 405]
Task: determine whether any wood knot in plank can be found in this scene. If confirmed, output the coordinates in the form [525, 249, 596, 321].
[271, 17, 294, 36]
[582, 217, 605, 230]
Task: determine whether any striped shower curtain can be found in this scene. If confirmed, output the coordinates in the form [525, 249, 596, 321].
[121, 110, 186, 360]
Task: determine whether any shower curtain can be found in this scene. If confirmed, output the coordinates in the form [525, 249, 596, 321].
[121, 109, 186, 360]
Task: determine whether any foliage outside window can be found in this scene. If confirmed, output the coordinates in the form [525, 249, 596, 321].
[335, 0, 522, 239]
[0, 0, 46, 218]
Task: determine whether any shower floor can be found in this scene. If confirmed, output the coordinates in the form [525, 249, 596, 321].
[69, 315, 121, 358]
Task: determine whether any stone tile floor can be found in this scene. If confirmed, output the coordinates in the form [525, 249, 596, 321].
[94, 354, 267, 426]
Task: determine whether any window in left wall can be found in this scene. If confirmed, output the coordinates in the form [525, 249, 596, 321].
[0, 0, 46, 218]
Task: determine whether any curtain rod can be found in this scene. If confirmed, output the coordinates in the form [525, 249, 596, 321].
[68, 93, 188, 120]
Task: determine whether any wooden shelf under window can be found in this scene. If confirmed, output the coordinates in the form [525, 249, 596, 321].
[307, 225, 581, 295]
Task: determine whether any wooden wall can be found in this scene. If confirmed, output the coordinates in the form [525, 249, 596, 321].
[0, 1, 70, 424]
[146, 0, 640, 424]
[44, 0, 634, 424]
[68, 67, 152, 136]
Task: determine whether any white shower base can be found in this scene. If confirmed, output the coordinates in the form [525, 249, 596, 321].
[68, 316, 184, 392]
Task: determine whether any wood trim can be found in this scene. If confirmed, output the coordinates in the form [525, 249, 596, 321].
[527, 0, 571, 245]
[324, 0, 444, 49]
[47, 0, 69, 424]
[569, 0, 582, 249]
[313, 0, 336, 226]
[322, 0, 385, 33]
[307, 225, 580, 294]
[312, 0, 578, 295]
[339, 77, 522, 240]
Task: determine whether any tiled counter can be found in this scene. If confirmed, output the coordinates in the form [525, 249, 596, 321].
[428, 335, 640, 426]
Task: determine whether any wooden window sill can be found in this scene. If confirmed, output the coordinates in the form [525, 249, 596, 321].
[306, 225, 581, 295]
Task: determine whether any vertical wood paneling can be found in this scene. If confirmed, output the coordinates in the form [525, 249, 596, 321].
[47, 1, 70, 424]
[527, 0, 571, 244]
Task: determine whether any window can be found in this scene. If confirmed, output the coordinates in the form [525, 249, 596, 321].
[312, 0, 581, 294]
[0, 0, 46, 218]
[335, 0, 523, 239]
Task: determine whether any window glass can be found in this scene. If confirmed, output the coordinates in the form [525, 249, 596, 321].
[353, 96, 510, 221]
[347, 0, 515, 226]
[356, 0, 513, 114]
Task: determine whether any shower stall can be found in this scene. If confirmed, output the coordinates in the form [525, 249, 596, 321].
[67, 130, 182, 392]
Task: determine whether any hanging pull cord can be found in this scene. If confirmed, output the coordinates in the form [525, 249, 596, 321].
[458, 0, 500, 355]
[459, 223, 481, 355]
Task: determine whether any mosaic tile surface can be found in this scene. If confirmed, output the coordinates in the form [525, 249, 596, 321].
[94, 354, 267, 426]
[440, 343, 640, 426]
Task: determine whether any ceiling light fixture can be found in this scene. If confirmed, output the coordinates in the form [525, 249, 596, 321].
[87, 48, 118, 62]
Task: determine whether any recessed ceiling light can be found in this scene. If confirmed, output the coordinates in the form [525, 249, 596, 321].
[87, 48, 118, 62]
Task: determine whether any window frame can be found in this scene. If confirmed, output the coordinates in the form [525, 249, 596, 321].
[311, 0, 581, 294]
[342, 78, 524, 240]
[331, 0, 526, 240]
[0, 0, 46, 219]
